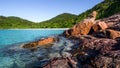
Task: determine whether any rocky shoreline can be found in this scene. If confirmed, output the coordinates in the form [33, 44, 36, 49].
[21, 11, 120, 68]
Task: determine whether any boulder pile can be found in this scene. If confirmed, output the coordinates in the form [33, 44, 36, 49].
[21, 11, 120, 68]
[64, 11, 120, 39]
[44, 11, 120, 68]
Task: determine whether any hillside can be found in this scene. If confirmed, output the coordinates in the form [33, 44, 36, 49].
[38, 0, 120, 28]
[0, 0, 120, 28]
[38, 13, 77, 28]
[76, 0, 120, 23]
[0, 16, 35, 29]
[0, 13, 77, 28]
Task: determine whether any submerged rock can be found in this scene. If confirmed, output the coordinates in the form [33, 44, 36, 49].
[37, 37, 55, 46]
[21, 37, 56, 49]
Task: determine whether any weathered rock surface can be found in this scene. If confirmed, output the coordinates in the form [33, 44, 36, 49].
[106, 29, 120, 39]
[99, 13, 120, 31]
[43, 58, 78, 68]
[71, 38, 120, 68]
[93, 29, 120, 39]
[21, 37, 55, 49]
[64, 11, 97, 36]
[72, 20, 94, 35]
[64, 21, 94, 36]
[43, 38, 120, 68]
[92, 21, 108, 32]
[37, 37, 55, 45]
[18, 11, 120, 68]
[45, 12, 120, 68]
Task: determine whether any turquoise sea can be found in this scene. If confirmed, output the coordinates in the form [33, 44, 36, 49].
[0, 29, 74, 68]
[0, 29, 65, 48]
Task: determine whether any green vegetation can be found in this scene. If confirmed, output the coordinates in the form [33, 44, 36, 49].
[76, 0, 120, 23]
[0, 16, 35, 29]
[0, 0, 120, 29]
[0, 13, 77, 29]
[38, 13, 77, 28]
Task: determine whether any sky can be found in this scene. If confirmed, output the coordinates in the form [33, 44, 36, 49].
[0, 0, 103, 22]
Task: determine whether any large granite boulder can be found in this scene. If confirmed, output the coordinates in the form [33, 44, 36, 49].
[64, 11, 97, 36]
[72, 20, 94, 35]
[64, 20, 94, 36]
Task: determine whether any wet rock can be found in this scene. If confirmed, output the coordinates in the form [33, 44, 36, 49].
[63, 29, 72, 37]
[37, 37, 55, 45]
[21, 37, 55, 49]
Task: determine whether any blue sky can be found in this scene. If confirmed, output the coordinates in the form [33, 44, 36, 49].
[0, 0, 103, 22]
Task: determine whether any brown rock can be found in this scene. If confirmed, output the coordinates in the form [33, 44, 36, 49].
[21, 37, 55, 49]
[106, 29, 120, 39]
[98, 12, 120, 30]
[93, 29, 120, 39]
[63, 11, 98, 37]
[92, 21, 108, 32]
[73, 38, 120, 68]
[20, 42, 38, 49]
[64, 20, 94, 37]
[43, 58, 78, 68]
[72, 20, 94, 35]
[37, 37, 55, 45]
[87, 11, 97, 22]
[63, 29, 72, 36]
[92, 55, 120, 68]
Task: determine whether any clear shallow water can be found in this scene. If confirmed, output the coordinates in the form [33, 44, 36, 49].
[0, 29, 64, 48]
[0, 29, 75, 68]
